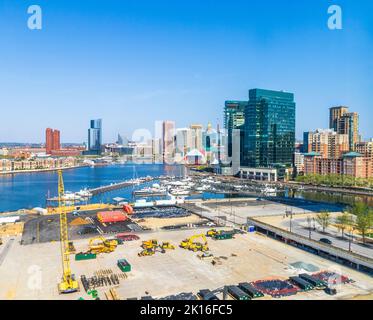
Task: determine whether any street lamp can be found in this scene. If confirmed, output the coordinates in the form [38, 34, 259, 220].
[349, 227, 355, 252]
[307, 216, 312, 239]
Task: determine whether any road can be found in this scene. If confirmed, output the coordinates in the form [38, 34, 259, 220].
[280, 216, 373, 259]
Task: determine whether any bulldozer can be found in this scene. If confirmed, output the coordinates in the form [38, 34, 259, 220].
[88, 236, 118, 254]
[180, 234, 209, 252]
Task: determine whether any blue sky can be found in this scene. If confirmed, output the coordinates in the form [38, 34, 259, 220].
[0, 0, 372, 143]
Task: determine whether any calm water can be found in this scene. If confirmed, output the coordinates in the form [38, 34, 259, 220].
[0, 164, 371, 212]
[0, 164, 186, 212]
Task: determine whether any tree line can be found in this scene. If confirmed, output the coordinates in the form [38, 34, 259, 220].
[296, 174, 373, 189]
[315, 202, 373, 243]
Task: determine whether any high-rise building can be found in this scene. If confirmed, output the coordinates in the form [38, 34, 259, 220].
[175, 128, 193, 157]
[243, 89, 296, 168]
[224, 101, 247, 159]
[88, 119, 102, 154]
[53, 130, 61, 151]
[329, 106, 359, 151]
[329, 106, 348, 131]
[190, 124, 203, 151]
[162, 121, 176, 162]
[303, 129, 349, 159]
[46, 128, 53, 154]
[45, 128, 61, 154]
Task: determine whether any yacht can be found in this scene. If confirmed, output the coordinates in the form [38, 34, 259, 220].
[75, 188, 93, 198]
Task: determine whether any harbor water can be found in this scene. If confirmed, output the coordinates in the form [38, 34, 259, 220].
[0, 164, 371, 213]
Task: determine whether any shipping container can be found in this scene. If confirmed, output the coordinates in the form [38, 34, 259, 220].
[238, 282, 264, 298]
[117, 259, 132, 273]
[227, 286, 251, 300]
[75, 252, 97, 261]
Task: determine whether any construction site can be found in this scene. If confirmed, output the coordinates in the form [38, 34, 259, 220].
[0, 170, 372, 300]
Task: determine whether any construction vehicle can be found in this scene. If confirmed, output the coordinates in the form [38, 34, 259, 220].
[138, 248, 156, 257]
[88, 236, 118, 254]
[180, 234, 209, 252]
[68, 241, 76, 254]
[160, 242, 175, 250]
[57, 170, 80, 294]
[141, 239, 158, 250]
[197, 252, 214, 260]
[206, 229, 218, 237]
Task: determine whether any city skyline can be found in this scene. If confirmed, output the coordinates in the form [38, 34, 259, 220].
[0, 1, 372, 143]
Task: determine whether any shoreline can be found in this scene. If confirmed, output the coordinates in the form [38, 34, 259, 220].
[0, 164, 88, 176]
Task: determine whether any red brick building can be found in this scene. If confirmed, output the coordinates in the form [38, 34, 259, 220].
[45, 128, 61, 154]
[304, 152, 372, 179]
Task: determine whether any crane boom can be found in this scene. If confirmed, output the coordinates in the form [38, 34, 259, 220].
[57, 169, 79, 294]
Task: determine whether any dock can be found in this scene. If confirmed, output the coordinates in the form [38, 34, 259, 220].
[87, 175, 182, 195]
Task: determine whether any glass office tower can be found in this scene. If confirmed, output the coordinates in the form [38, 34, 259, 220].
[88, 119, 102, 153]
[244, 89, 296, 168]
[224, 101, 247, 159]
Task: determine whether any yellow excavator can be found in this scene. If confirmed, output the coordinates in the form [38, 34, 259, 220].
[88, 236, 118, 254]
[57, 170, 79, 294]
[180, 234, 209, 252]
[138, 240, 175, 257]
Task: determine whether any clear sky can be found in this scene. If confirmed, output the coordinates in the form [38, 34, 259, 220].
[0, 0, 372, 143]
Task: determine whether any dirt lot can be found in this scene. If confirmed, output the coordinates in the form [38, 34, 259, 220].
[0, 228, 372, 300]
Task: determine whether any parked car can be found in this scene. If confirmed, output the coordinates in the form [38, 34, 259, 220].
[320, 238, 333, 245]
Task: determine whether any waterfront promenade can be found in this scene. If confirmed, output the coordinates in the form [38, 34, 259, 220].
[0, 164, 89, 175]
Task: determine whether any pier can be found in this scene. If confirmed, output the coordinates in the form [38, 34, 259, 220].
[88, 177, 155, 195]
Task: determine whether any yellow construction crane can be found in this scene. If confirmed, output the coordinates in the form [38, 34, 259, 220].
[57, 169, 79, 294]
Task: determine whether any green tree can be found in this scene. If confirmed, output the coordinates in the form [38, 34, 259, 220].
[316, 211, 331, 233]
[348, 202, 373, 244]
[335, 212, 353, 239]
